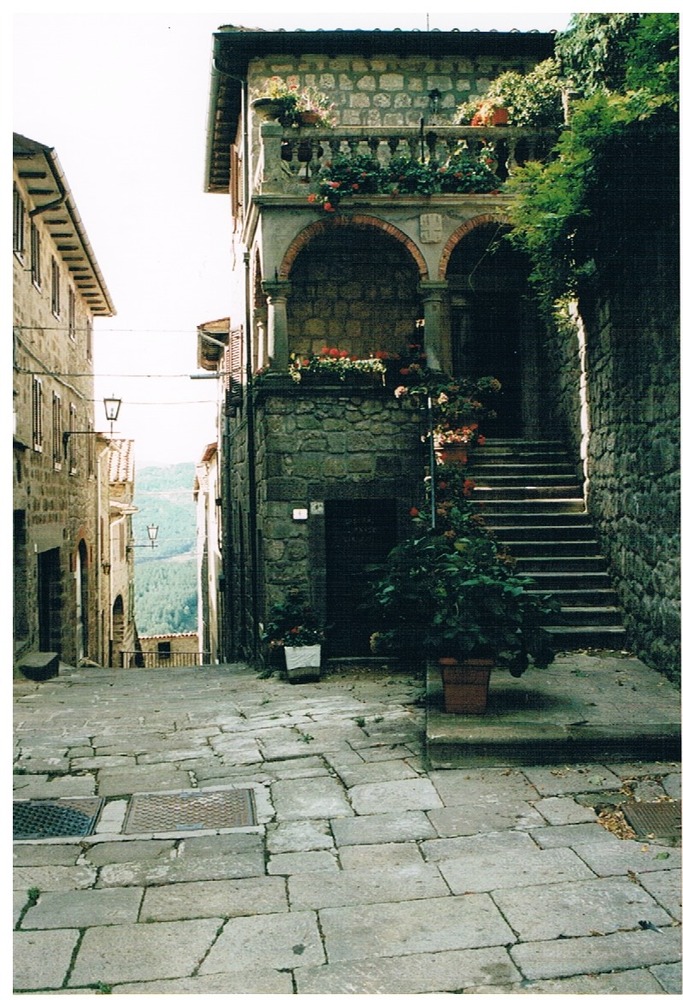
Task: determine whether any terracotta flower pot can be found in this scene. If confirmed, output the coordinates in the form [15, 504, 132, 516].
[435, 444, 469, 465]
[438, 657, 493, 714]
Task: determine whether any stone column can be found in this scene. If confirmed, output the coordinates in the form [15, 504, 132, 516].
[420, 281, 450, 373]
[261, 280, 292, 371]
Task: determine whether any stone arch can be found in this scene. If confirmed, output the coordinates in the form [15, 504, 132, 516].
[438, 213, 509, 279]
[279, 214, 428, 280]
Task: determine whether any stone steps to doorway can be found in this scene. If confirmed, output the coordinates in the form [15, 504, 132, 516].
[468, 439, 627, 651]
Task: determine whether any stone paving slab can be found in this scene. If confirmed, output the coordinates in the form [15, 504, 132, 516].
[426, 798, 545, 836]
[13, 928, 80, 991]
[464, 967, 669, 993]
[348, 776, 443, 813]
[270, 775, 353, 819]
[492, 874, 674, 940]
[21, 886, 143, 929]
[112, 969, 294, 993]
[288, 862, 449, 909]
[570, 838, 681, 876]
[510, 925, 682, 981]
[139, 875, 288, 921]
[638, 869, 683, 919]
[319, 894, 516, 963]
[97, 849, 265, 887]
[69, 918, 223, 986]
[295, 944, 520, 994]
[438, 845, 596, 893]
[330, 809, 438, 845]
[198, 911, 325, 973]
[14, 863, 97, 892]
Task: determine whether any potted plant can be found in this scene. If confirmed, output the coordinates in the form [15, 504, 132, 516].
[251, 76, 300, 122]
[369, 471, 558, 713]
[261, 588, 325, 682]
[289, 347, 386, 384]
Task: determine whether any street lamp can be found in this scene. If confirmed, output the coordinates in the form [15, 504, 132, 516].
[63, 395, 123, 453]
[128, 524, 159, 551]
[103, 395, 122, 436]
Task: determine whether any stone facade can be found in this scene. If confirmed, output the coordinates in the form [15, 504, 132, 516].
[201, 28, 675, 674]
[13, 134, 116, 670]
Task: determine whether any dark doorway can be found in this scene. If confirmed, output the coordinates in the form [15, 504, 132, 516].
[325, 499, 397, 656]
[37, 547, 61, 654]
[447, 223, 531, 436]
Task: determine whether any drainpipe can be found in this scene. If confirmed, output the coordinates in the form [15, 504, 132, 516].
[243, 249, 260, 661]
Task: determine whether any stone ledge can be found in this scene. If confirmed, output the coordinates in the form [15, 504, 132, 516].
[17, 652, 60, 682]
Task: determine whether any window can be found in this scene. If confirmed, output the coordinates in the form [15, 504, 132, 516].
[13, 187, 25, 256]
[86, 418, 95, 479]
[52, 391, 63, 468]
[68, 288, 76, 339]
[30, 222, 41, 288]
[86, 318, 93, 361]
[68, 404, 77, 475]
[51, 257, 60, 317]
[32, 377, 43, 451]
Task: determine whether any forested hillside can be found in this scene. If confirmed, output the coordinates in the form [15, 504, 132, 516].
[133, 463, 198, 635]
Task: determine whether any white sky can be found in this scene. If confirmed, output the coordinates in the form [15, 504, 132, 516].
[8, 5, 584, 467]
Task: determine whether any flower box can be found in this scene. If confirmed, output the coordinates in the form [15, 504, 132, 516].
[284, 644, 322, 682]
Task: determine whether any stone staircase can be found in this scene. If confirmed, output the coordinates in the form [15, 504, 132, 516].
[467, 439, 628, 650]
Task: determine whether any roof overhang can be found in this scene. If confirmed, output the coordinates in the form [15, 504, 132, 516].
[205, 25, 557, 193]
[13, 133, 115, 316]
[197, 317, 231, 370]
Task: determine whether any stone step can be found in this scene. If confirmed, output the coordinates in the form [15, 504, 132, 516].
[529, 588, 619, 607]
[474, 499, 587, 514]
[554, 605, 624, 627]
[526, 571, 614, 590]
[492, 524, 597, 541]
[472, 485, 584, 500]
[505, 540, 601, 558]
[514, 555, 608, 573]
[469, 474, 580, 488]
[545, 624, 628, 650]
[481, 512, 591, 527]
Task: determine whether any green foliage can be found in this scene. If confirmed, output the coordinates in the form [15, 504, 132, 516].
[505, 13, 679, 311]
[261, 589, 324, 648]
[556, 13, 641, 94]
[309, 143, 500, 210]
[369, 473, 557, 675]
[133, 463, 198, 635]
[134, 556, 197, 635]
[485, 59, 564, 127]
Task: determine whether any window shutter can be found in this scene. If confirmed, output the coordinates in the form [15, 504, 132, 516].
[225, 328, 243, 417]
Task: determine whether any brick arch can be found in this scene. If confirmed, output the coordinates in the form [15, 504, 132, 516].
[279, 214, 428, 279]
[438, 213, 510, 279]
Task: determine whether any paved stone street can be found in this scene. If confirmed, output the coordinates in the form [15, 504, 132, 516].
[13, 658, 682, 994]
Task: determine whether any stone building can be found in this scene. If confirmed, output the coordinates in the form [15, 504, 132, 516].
[13, 133, 117, 673]
[195, 439, 224, 664]
[202, 27, 679, 674]
[102, 438, 138, 668]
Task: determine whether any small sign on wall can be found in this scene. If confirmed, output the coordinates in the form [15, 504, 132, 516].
[292, 508, 308, 521]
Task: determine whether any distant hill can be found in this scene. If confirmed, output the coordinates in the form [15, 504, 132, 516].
[132, 463, 198, 634]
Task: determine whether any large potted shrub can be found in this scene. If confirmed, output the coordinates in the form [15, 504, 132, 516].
[369, 471, 558, 713]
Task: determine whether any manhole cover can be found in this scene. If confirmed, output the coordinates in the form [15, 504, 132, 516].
[123, 788, 256, 835]
[14, 798, 103, 840]
[622, 800, 681, 841]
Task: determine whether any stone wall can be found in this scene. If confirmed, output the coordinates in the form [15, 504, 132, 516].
[250, 50, 542, 127]
[225, 382, 426, 656]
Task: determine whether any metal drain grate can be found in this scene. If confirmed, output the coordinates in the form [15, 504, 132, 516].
[14, 798, 103, 840]
[123, 788, 256, 835]
[622, 800, 682, 841]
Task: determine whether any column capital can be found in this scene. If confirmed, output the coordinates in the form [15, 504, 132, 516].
[419, 280, 449, 301]
[261, 280, 292, 301]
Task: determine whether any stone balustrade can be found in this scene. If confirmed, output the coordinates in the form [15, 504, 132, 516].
[255, 123, 559, 198]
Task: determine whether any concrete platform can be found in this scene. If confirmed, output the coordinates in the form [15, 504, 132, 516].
[426, 650, 681, 768]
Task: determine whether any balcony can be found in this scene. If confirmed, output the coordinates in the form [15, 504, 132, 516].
[253, 123, 559, 202]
